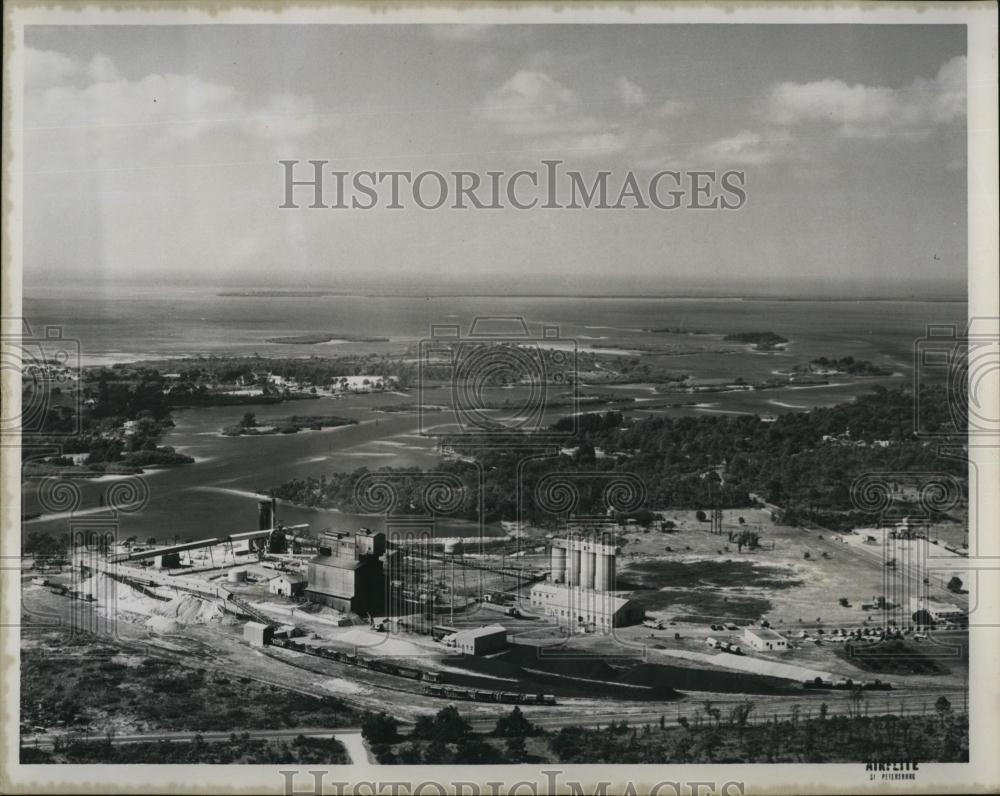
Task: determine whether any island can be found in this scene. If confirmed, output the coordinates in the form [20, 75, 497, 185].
[724, 331, 789, 350]
[221, 412, 358, 436]
[795, 356, 890, 376]
[266, 333, 390, 344]
[643, 327, 710, 335]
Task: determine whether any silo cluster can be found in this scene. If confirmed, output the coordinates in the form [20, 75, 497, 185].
[549, 537, 618, 592]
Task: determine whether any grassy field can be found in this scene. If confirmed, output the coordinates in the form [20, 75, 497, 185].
[20, 626, 357, 739]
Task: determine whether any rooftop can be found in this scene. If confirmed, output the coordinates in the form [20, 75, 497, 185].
[456, 624, 508, 639]
[272, 572, 308, 583]
[925, 601, 964, 613]
[309, 554, 363, 571]
[744, 626, 786, 641]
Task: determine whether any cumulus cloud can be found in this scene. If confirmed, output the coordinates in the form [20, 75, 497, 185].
[476, 69, 678, 159]
[693, 129, 793, 166]
[616, 77, 647, 108]
[24, 47, 325, 147]
[25, 48, 77, 88]
[86, 53, 119, 83]
[765, 55, 966, 139]
[693, 55, 965, 168]
[476, 69, 601, 137]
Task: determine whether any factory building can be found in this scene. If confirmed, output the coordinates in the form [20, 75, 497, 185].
[269, 572, 307, 597]
[528, 583, 644, 629]
[531, 535, 642, 628]
[319, 528, 386, 560]
[305, 529, 387, 614]
[549, 537, 618, 591]
[454, 624, 509, 656]
[743, 626, 788, 652]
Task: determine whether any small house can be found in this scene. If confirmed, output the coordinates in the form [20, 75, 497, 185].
[268, 572, 307, 597]
[244, 621, 274, 647]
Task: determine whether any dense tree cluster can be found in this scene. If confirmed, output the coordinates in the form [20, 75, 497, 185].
[273, 387, 965, 531]
[367, 702, 966, 765]
[546, 708, 967, 764]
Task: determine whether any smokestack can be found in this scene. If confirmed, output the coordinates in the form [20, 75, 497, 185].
[258, 497, 276, 531]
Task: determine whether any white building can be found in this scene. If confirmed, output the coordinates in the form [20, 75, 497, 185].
[910, 598, 967, 626]
[527, 583, 644, 629]
[743, 626, 788, 652]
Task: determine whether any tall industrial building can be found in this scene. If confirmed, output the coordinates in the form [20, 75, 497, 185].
[305, 529, 387, 614]
[529, 536, 643, 628]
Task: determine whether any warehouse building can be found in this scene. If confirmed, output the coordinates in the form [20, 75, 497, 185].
[743, 626, 788, 652]
[454, 624, 508, 656]
[527, 583, 644, 629]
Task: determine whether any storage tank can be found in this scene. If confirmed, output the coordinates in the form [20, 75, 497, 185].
[228, 569, 247, 583]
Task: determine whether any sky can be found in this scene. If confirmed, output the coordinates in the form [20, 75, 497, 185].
[22, 24, 967, 298]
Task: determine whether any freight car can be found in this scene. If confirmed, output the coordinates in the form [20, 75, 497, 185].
[270, 637, 446, 685]
[425, 686, 557, 705]
[803, 677, 892, 691]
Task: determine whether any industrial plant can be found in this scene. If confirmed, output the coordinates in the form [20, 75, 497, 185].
[61, 497, 649, 713]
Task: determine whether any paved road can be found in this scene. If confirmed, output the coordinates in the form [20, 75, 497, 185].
[336, 732, 371, 765]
